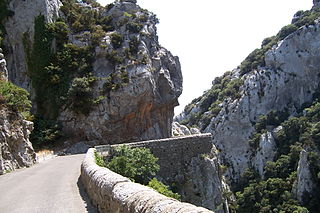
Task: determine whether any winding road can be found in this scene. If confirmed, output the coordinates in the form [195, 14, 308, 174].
[0, 154, 97, 213]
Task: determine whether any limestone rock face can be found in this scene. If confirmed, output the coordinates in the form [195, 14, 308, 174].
[252, 130, 277, 177]
[180, 153, 231, 213]
[0, 48, 8, 81]
[0, 51, 36, 174]
[313, 0, 320, 8]
[177, 20, 320, 181]
[0, 109, 36, 174]
[4, 0, 62, 90]
[293, 150, 315, 203]
[58, 1, 182, 143]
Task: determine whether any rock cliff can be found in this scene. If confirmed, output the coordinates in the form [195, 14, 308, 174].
[2, 0, 182, 144]
[177, 2, 320, 211]
[0, 52, 36, 174]
[0, 108, 36, 174]
[4, 0, 62, 90]
[177, 4, 320, 182]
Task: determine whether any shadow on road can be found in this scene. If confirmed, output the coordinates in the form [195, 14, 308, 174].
[77, 177, 98, 213]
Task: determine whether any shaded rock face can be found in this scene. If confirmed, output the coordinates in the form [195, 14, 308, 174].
[314, 0, 320, 8]
[4, 0, 62, 90]
[0, 109, 36, 174]
[58, 2, 182, 143]
[180, 153, 230, 213]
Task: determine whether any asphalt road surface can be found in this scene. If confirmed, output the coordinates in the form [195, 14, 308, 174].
[0, 154, 97, 213]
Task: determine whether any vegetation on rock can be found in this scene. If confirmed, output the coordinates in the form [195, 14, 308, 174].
[0, 80, 31, 115]
[107, 145, 159, 185]
[30, 118, 63, 148]
[239, 8, 320, 75]
[235, 99, 320, 212]
[181, 73, 243, 131]
[95, 145, 180, 200]
[147, 178, 181, 200]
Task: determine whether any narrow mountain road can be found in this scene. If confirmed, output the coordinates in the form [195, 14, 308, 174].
[0, 154, 97, 213]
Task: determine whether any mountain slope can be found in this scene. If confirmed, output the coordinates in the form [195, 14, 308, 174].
[176, 2, 320, 212]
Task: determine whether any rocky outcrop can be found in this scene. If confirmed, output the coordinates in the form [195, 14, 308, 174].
[172, 122, 200, 137]
[313, 0, 320, 8]
[181, 153, 231, 213]
[293, 150, 315, 203]
[3, 0, 182, 144]
[0, 48, 8, 81]
[81, 148, 214, 213]
[0, 51, 36, 174]
[4, 0, 62, 90]
[0, 109, 36, 174]
[58, 1, 182, 143]
[252, 129, 278, 177]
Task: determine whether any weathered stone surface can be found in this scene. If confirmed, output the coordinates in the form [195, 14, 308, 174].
[313, 0, 320, 8]
[252, 130, 277, 177]
[172, 122, 191, 136]
[293, 150, 315, 203]
[0, 109, 36, 174]
[0, 59, 8, 81]
[181, 154, 230, 212]
[81, 148, 214, 213]
[4, 0, 62, 90]
[55, 1, 182, 143]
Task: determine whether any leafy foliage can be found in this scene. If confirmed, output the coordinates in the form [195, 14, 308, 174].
[110, 32, 124, 49]
[182, 73, 243, 130]
[30, 118, 63, 147]
[236, 100, 320, 212]
[0, 80, 31, 114]
[236, 178, 309, 213]
[147, 178, 181, 200]
[66, 76, 96, 115]
[107, 145, 160, 185]
[95, 151, 106, 167]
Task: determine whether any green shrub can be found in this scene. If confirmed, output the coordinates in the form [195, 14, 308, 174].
[126, 22, 143, 33]
[30, 118, 63, 147]
[129, 36, 140, 55]
[107, 145, 160, 185]
[148, 178, 181, 200]
[0, 80, 31, 114]
[47, 21, 69, 49]
[99, 15, 114, 32]
[110, 32, 124, 49]
[105, 50, 124, 65]
[94, 151, 106, 167]
[236, 178, 308, 213]
[91, 25, 105, 46]
[67, 76, 96, 115]
[277, 24, 299, 41]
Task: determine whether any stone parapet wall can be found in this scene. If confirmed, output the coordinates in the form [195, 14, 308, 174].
[81, 148, 214, 213]
[103, 134, 213, 180]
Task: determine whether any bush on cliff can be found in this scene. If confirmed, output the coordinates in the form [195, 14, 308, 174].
[107, 145, 160, 185]
[0, 80, 31, 114]
[30, 118, 63, 148]
[147, 178, 181, 200]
